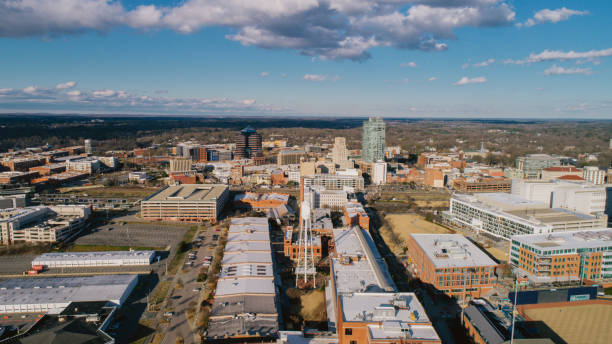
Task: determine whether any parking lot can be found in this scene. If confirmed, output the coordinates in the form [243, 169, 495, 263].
[0, 255, 37, 276]
[75, 222, 189, 249]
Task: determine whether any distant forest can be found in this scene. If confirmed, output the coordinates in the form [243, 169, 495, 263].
[1, 114, 610, 168]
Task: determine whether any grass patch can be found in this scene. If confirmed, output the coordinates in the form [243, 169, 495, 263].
[167, 226, 199, 274]
[66, 244, 163, 252]
[151, 280, 172, 307]
[0, 243, 55, 256]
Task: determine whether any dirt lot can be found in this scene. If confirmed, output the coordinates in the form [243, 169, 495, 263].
[300, 289, 327, 322]
[523, 303, 612, 344]
[484, 246, 508, 262]
[380, 213, 455, 253]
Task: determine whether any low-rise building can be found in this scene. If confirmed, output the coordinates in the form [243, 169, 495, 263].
[453, 176, 511, 193]
[0, 205, 91, 245]
[583, 166, 606, 185]
[32, 250, 155, 268]
[66, 157, 101, 174]
[0, 171, 39, 184]
[407, 234, 498, 298]
[0, 194, 26, 209]
[445, 193, 607, 240]
[233, 192, 289, 210]
[509, 229, 612, 284]
[344, 201, 369, 230]
[140, 184, 229, 223]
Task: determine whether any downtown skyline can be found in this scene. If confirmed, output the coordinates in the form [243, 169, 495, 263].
[0, 0, 611, 118]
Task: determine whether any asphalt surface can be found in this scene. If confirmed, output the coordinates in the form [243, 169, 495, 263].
[75, 221, 189, 249]
[161, 227, 218, 344]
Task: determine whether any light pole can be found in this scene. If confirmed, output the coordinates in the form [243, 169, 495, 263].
[510, 276, 518, 344]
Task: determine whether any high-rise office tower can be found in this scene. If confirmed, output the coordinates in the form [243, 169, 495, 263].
[234, 126, 263, 159]
[331, 137, 348, 166]
[84, 139, 92, 154]
[362, 116, 385, 163]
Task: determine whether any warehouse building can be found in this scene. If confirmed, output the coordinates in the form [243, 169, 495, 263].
[0, 194, 26, 209]
[407, 234, 498, 298]
[0, 274, 138, 314]
[31, 250, 155, 268]
[509, 229, 612, 284]
[445, 193, 607, 240]
[141, 184, 229, 223]
[206, 217, 279, 342]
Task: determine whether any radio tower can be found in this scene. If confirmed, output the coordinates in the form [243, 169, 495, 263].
[296, 200, 316, 288]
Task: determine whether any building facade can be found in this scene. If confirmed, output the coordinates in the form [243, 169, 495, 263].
[509, 230, 612, 283]
[362, 117, 385, 163]
[140, 184, 229, 223]
[407, 234, 498, 298]
[234, 126, 263, 159]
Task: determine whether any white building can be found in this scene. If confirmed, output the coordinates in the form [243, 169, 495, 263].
[372, 160, 387, 185]
[32, 250, 155, 268]
[445, 193, 607, 240]
[0, 275, 138, 313]
[303, 186, 348, 210]
[66, 157, 101, 174]
[583, 166, 606, 185]
[512, 179, 607, 215]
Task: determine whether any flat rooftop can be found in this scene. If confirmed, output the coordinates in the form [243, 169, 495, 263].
[506, 207, 597, 224]
[32, 251, 155, 264]
[210, 294, 277, 316]
[472, 193, 548, 211]
[410, 234, 497, 268]
[224, 241, 271, 253]
[215, 277, 275, 297]
[144, 184, 227, 202]
[220, 264, 274, 279]
[221, 251, 272, 265]
[227, 231, 270, 242]
[340, 292, 430, 324]
[0, 275, 137, 308]
[206, 316, 278, 339]
[512, 229, 612, 251]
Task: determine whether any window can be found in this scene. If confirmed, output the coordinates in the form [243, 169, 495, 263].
[345, 328, 353, 336]
[350, 341, 357, 344]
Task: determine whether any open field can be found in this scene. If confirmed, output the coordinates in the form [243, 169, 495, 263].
[522, 302, 612, 344]
[379, 213, 455, 254]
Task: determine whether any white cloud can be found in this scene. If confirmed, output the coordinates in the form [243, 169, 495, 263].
[92, 89, 117, 97]
[304, 74, 328, 82]
[401, 61, 417, 68]
[56, 81, 77, 90]
[23, 86, 38, 94]
[428, 77, 437, 81]
[473, 58, 495, 67]
[505, 48, 612, 65]
[0, 0, 516, 61]
[543, 65, 591, 76]
[0, 81, 284, 114]
[518, 7, 588, 27]
[454, 76, 487, 85]
[260, 72, 270, 77]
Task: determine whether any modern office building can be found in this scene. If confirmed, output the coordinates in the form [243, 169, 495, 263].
[332, 137, 352, 169]
[302, 174, 364, 191]
[84, 139, 92, 154]
[509, 229, 612, 283]
[0, 205, 91, 245]
[361, 117, 385, 163]
[514, 154, 567, 179]
[277, 149, 306, 166]
[234, 126, 263, 159]
[65, 157, 101, 174]
[512, 179, 607, 216]
[445, 193, 607, 240]
[206, 217, 279, 342]
[407, 234, 498, 298]
[140, 184, 229, 223]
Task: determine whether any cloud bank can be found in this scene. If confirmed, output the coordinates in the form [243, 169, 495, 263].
[0, 0, 516, 61]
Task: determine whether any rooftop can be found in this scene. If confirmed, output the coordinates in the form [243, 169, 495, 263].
[210, 294, 277, 316]
[32, 251, 155, 265]
[224, 241, 271, 253]
[222, 251, 272, 265]
[219, 264, 274, 279]
[410, 234, 498, 268]
[340, 292, 430, 324]
[215, 277, 275, 297]
[0, 275, 137, 308]
[143, 184, 227, 202]
[512, 229, 612, 251]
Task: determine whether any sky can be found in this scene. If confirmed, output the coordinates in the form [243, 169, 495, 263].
[0, 0, 611, 118]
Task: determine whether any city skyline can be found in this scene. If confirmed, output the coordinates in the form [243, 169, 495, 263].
[0, 1, 611, 118]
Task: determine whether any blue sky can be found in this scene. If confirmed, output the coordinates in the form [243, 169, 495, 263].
[0, 0, 611, 118]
